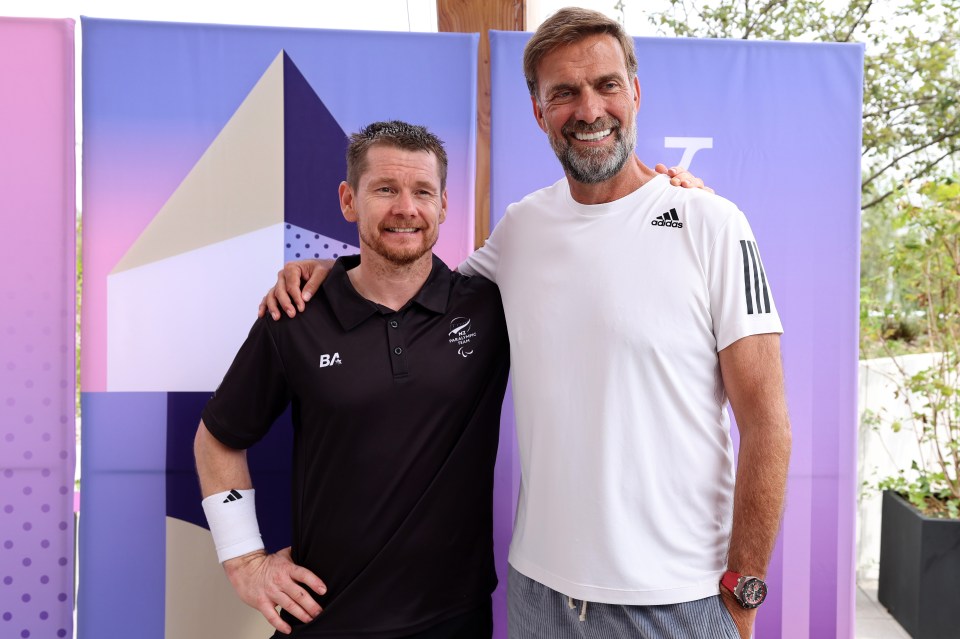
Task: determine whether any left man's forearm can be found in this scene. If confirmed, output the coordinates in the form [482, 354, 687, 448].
[194, 419, 252, 497]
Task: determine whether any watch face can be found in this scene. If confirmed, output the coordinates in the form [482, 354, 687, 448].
[740, 578, 767, 608]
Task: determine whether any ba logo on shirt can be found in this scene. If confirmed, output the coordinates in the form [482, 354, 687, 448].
[448, 317, 477, 358]
[318, 353, 342, 368]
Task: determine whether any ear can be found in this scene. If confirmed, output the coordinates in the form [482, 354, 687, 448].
[339, 181, 357, 222]
[439, 189, 448, 224]
[632, 75, 641, 111]
[531, 95, 548, 133]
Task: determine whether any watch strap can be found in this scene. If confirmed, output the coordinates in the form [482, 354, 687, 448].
[721, 570, 743, 594]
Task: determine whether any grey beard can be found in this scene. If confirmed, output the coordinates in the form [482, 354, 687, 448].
[552, 123, 636, 185]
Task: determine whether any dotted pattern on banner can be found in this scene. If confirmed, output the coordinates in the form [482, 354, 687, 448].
[284, 223, 358, 264]
[0, 290, 76, 639]
[0, 17, 77, 639]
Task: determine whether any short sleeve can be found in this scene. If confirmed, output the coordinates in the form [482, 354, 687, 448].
[708, 209, 783, 352]
[458, 209, 510, 282]
[201, 317, 292, 449]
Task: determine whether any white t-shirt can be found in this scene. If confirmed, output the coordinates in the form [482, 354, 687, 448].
[460, 174, 783, 605]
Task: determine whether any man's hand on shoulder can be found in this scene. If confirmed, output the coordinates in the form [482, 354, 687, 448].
[719, 587, 756, 639]
[655, 163, 715, 194]
[258, 259, 334, 321]
[223, 546, 327, 635]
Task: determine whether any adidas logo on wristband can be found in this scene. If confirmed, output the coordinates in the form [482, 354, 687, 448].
[202, 488, 265, 563]
[222, 489, 243, 503]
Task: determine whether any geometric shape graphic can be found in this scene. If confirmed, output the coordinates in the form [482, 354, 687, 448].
[107, 51, 357, 392]
[163, 391, 294, 636]
[112, 51, 286, 274]
[107, 225, 284, 391]
[165, 517, 273, 639]
[79, 385, 297, 639]
[284, 222, 357, 262]
[111, 51, 353, 275]
[81, 20, 480, 394]
[165, 391, 223, 531]
[78, 392, 168, 639]
[281, 53, 353, 242]
[165, 392, 293, 551]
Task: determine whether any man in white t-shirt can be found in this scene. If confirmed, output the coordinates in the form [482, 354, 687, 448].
[262, 8, 791, 638]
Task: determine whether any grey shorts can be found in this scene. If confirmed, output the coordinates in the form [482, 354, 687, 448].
[507, 565, 740, 639]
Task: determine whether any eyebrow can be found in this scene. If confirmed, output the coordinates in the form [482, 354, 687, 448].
[594, 73, 625, 86]
[367, 176, 439, 191]
[544, 72, 626, 96]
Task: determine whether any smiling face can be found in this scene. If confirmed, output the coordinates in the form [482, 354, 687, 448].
[339, 143, 447, 267]
[532, 34, 640, 185]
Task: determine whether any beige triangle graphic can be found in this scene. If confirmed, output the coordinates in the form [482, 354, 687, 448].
[112, 51, 286, 274]
[164, 517, 273, 638]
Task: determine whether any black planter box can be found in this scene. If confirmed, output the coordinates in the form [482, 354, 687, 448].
[878, 490, 960, 639]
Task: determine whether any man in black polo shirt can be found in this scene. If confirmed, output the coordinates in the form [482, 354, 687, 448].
[194, 121, 510, 638]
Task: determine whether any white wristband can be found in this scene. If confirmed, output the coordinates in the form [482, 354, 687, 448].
[201, 489, 265, 563]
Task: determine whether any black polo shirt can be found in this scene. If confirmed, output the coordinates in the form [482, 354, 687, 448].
[202, 254, 510, 638]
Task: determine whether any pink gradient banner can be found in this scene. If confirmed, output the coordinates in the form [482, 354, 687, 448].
[0, 17, 77, 639]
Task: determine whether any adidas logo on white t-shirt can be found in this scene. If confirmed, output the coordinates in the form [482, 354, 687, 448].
[651, 208, 683, 228]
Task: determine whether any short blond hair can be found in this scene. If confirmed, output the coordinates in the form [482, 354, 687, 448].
[523, 7, 638, 98]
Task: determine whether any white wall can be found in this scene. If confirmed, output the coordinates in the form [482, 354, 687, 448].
[856, 353, 941, 580]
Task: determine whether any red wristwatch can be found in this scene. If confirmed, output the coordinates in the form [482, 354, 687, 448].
[721, 570, 767, 609]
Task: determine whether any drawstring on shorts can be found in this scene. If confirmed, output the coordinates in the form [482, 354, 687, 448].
[566, 595, 588, 621]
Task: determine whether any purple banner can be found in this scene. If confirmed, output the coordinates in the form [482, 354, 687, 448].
[80, 18, 480, 639]
[490, 31, 863, 639]
[0, 17, 77, 639]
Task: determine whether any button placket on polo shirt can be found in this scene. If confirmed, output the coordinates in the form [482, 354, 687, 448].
[385, 314, 408, 378]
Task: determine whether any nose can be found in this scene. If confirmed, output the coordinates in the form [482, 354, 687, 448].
[574, 88, 605, 124]
[393, 189, 417, 215]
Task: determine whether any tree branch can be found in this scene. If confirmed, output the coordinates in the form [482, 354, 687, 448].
[863, 95, 940, 120]
[861, 147, 959, 210]
[839, 0, 874, 42]
[862, 120, 960, 189]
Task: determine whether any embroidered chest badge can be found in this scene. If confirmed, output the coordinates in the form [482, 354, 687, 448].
[448, 317, 477, 358]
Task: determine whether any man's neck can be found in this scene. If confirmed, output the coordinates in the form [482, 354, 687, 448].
[347, 252, 434, 311]
[567, 155, 657, 205]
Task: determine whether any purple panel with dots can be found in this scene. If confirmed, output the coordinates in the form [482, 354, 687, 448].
[0, 17, 76, 639]
[284, 222, 358, 263]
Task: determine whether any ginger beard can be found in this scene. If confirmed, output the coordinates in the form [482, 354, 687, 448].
[548, 115, 637, 185]
[357, 216, 439, 266]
